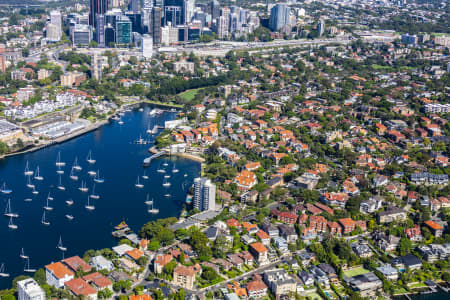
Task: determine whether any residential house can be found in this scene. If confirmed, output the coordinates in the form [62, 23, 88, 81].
[376, 264, 398, 280]
[298, 271, 314, 287]
[373, 232, 400, 252]
[249, 243, 269, 266]
[424, 220, 444, 237]
[246, 277, 268, 299]
[173, 265, 196, 289]
[83, 272, 113, 291]
[378, 207, 407, 224]
[45, 262, 75, 288]
[90, 255, 114, 272]
[263, 269, 297, 298]
[278, 224, 298, 243]
[63, 256, 92, 273]
[391, 254, 422, 271]
[154, 254, 173, 274]
[339, 218, 356, 234]
[351, 243, 373, 258]
[405, 225, 422, 242]
[344, 272, 382, 297]
[261, 221, 279, 238]
[256, 230, 271, 246]
[310, 266, 329, 286]
[273, 237, 288, 253]
[360, 196, 383, 214]
[64, 278, 97, 300]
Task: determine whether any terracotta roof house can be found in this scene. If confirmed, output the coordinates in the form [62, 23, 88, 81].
[63, 256, 92, 273]
[64, 278, 97, 299]
[45, 262, 75, 288]
[83, 272, 113, 290]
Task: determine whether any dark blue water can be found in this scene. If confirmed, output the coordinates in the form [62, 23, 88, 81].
[395, 291, 450, 300]
[0, 105, 200, 288]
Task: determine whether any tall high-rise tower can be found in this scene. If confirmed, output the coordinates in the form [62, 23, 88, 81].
[193, 177, 216, 212]
[269, 4, 290, 32]
[90, 0, 108, 28]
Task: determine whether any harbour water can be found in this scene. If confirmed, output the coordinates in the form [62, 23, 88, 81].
[395, 291, 450, 300]
[0, 105, 200, 288]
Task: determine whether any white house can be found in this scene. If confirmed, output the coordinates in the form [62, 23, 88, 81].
[90, 255, 114, 271]
[17, 278, 45, 300]
[45, 262, 74, 288]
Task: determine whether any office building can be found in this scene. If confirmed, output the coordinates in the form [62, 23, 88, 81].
[193, 177, 216, 211]
[185, 0, 195, 23]
[216, 15, 228, 38]
[115, 16, 132, 44]
[95, 14, 105, 47]
[211, 0, 220, 20]
[401, 34, 418, 45]
[164, 0, 185, 26]
[151, 7, 162, 44]
[269, 4, 290, 31]
[90, 0, 108, 28]
[105, 25, 115, 46]
[141, 34, 153, 58]
[47, 10, 62, 42]
[317, 19, 325, 37]
[72, 24, 91, 46]
[17, 278, 45, 300]
[130, 0, 140, 14]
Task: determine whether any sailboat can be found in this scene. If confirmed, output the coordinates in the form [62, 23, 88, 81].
[69, 167, 78, 181]
[56, 165, 64, 175]
[57, 236, 67, 251]
[8, 217, 17, 230]
[34, 166, 43, 181]
[24, 161, 34, 176]
[163, 162, 168, 167]
[65, 199, 74, 206]
[164, 174, 170, 179]
[135, 176, 144, 188]
[146, 121, 152, 134]
[157, 162, 166, 173]
[26, 176, 35, 189]
[19, 248, 29, 259]
[144, 194, 153, 205]
[23, 257, 36, 273]
[24, 198, 32, 202]
[73, 157, 82, 171]
[164, 193, 171, 198]
[55, 151, 66, 167]
[94, 170, 104, 183]
[172, 162, 179, 173]
[142, 171, 149, 180]
[41, 211, 50, 226]
[184, 173, 188, 177]
[147, 200, 159, 214]
[43, 197, 53, 211]
[47, 192, 54, 201]
[79, 181, 88, 192]
[162, 178, 171, 187]
[85, 195, 95, 211]
[65, 214, 74, 220]
[90, 184, 100, 199]
[88, 170, 96, 176]
[1, 182, 12, 194]
[0, 263, 9, 277]
[4, 199, 19, 218]
[86, 150, 96, 164]
[31, 186, 38, 195]
[57, 175, 65, 191]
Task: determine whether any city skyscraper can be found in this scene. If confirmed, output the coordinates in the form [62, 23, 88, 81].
[90, 0, 108, 28]
[47, 10, 62, 42]
[211, 0, 220, 20]
[130, 0, 139, 14]
[269, 3, 290, 32]
[115, 16, 132, 44]
[193, 177, 216, 212]
[185, 0, 195, 23]
[95, 14, 105, 47]
[163, 0, 185, 26]
[151, 7, 162, 45]
[317, 19, 325, 37]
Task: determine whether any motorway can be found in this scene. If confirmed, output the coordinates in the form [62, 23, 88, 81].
[26, 36, 353, 61]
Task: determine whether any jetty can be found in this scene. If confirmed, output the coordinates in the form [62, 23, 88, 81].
[143, 150, 167, 166]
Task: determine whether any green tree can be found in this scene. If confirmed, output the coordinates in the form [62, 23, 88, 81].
[0, 141, 9, 154]
[398, 238, 412, 256]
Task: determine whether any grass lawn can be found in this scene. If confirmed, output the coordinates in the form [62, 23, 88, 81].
[409, 282, 427, 289]
[343, 266, 370, 277]
[306, 292, 323, 300]
[393, 287, 408, 295]
[178, 88, 201, 101]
